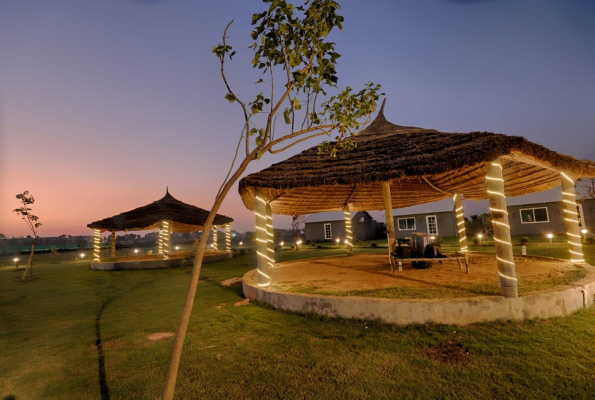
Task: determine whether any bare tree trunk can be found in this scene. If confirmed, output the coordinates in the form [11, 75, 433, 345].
[22, 242, 35, 280]
[162, 158, 251, 400]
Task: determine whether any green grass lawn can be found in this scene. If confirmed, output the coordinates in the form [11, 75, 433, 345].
[2, 243, 595, 399]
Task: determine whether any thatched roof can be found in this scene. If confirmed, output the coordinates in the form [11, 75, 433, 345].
[239, 100, 595, 215]
[87, 189, 233, 232]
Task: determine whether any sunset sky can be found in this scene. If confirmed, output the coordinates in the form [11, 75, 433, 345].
[1, 0, 594, 237]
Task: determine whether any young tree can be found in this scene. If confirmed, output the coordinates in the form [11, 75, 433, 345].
[290, 214, 306, 251]
[163, 1, 382, 397]
[13, 191, 41, 280]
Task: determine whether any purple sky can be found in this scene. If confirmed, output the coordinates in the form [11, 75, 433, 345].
[1, 0, 594, 236]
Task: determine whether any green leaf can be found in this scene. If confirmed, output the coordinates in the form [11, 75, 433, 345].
[224, 93, 236, 103]
[283, 110, 291, 125]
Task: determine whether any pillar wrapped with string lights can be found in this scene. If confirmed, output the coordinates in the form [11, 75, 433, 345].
[266, 203, 275, 263]
[254, 188, 272, 287]
[561, 172, 585, 264]
[212, 226, 218, 251]
[486, 160, 518, 298]
[93, 229, 101, 263]
[161, 220, 171, 260]
[110, 230, 116, 259]
[225, 224, 232, 251]
[381, 181, 396, 267]
[343, 206, 353, 255]
[453, 194, 468, 254]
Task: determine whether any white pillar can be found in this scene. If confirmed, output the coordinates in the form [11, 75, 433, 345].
[381, 181, 396, 267]
[255, 188, 272, 287]
[561, 172, 585, 264]
[158, 223, 164, 255]
[225, 224, 232, 251]
[344, 205, 353, 255]
[454, 194, 468, 253]
[486, 160, 518, 298]
[266, 203, 275, 264]
[93, 229, 101, 263]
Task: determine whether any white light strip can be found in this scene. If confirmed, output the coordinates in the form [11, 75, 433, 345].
[571, 259, 585, 264]
[458, 228, 466, 233]
[486, 176, 504, 182]
[494, 237, 512, 246]
[498, 271, 518, 281]
[569, 249, 584, 256]
[457, 221, 465, 226]
[563, 200, 577, 206]
[568, 241, 582, 247]
[487, 190, 505, 198]
[567, 232, 581, 238]
[491, 163, 502, 169]
[490, 207, 508, 214]
[492, 220, 510, 229]
[562, 191, 575, 197]
[459, 237, 466, 242]
[564, 209, 578, 215]
[256, 196, 267, 205]
[561, 172, 574, 184]
[496, 255, 515, 266]
[456, 206, 463, 212]
[256, 251, 274, 263]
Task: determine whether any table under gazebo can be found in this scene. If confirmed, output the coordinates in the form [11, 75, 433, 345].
[238, 100, 595, 298]
[87, 189, 233, 268]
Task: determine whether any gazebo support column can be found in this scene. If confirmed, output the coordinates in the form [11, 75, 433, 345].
[93, 229, 101, 263]
[454, 194, 468, 254]
[212, 226, 218, 251]
[266, 204, 275, 264]
[344, 206, 353, 255]
[381, 181, 396, 268]
[561, 172, 585, 264]
[254, 188, 272, 287]
[486, 160, 518, 298]
[159, 220, 171, 260]
[225, 224, 232, 252]
[110, 230, 116, 259]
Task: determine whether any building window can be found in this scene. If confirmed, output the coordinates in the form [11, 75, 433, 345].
[398, 217, 416, 230]
[426, 215, 438, 235]
[520, 207, 549, 224]
[324, 223, 332, 240]
[359, 217, 364, 223]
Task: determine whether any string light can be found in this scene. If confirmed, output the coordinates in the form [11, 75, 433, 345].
[162, 221, 170, 259]
[498, 271, 518, 281]
[487, 190, 506, 198]
[344, 210, 353, 252]
[255, 195, 274, 286]
[93, 229, 101, 262]
[489, 207, 508, 215]
[225, 224, 231, 251]
[486, 176, 504, 182]
[561, 172, 574, 184]
[212, 226, 218, 251]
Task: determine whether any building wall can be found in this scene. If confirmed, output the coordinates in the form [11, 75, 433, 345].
[507, 202, 566, 236]
[304, 212, 376, 242]
[393, 211, 457, 239]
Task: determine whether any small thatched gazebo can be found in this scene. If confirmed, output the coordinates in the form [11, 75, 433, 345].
[87, 189, 233, 263]
[239, 100, 595, 298]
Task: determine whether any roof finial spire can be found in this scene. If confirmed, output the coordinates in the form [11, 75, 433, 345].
[166, 186, 169, 195]
[379, 98, 386, 116]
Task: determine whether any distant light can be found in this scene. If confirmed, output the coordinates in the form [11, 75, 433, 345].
[430, 236, 436, 240]
[13, 258, 19, 263]
[239, 241, 243, 246]
[477, 234, 483, 239]
[134, 249, 139, 254]
[344, 240, 349, 244]
[335, 238, 340, 243]
[547, 233, 553, 239]
[297, 240, 302, 245]
[80, 253, 85, 258]
[232, 233, 236, 237]
[280, 241, 284, 247]
[175, 246, 180, 250]
[582, 229, 588, 234]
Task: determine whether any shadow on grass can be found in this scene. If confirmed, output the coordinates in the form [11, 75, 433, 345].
[96, 298, 113, 400]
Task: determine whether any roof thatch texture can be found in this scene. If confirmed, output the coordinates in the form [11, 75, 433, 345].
[239, 100, 595, 215]
[87, 190, 233, 232]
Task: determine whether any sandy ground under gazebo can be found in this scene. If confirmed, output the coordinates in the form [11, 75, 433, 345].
[259, 253, 586, 298]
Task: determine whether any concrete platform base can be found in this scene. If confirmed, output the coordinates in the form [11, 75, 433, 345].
[91, 250, 233, 271]
[242, 254, 595, 326]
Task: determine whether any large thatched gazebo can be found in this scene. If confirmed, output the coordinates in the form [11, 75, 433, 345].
[87, 189, 233, 266]
[239, 100, 595, 298]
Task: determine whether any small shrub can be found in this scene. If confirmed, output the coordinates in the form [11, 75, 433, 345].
[519, 236, 530, 246]
[371, 243, 378, 248]
[587, 237, 595, 245]
[472, 238, 480, 246]
[316, 244, 322, 249]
